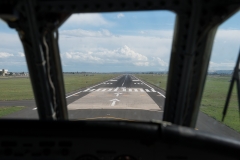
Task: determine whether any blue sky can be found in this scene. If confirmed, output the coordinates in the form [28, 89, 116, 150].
[1, 11, 240, 72]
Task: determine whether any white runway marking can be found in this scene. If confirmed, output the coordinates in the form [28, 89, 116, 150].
[114, 93, 122, 97]
[89, 88, 162, 93]
[122, 75, 127, 86]
[132, 75, 153, 89]
[151, 89, 156, 92]
[66, 91, 82, 98]
[33, 108, 37, 110]
[110, 99, 120, 106]
[68, 87, 161, 111]
[157, 92, 166, 98]
[132, 80, 139, 81]
[83, 89, 90, 92]
[54, 75, 124, 100]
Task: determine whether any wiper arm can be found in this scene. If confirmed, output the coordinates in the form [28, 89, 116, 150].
[222, 47, 240, 121]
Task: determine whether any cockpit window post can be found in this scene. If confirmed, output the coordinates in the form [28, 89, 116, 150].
[222, 47, 240, 121]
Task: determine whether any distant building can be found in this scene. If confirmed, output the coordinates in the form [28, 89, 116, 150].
[0, 69, 8, 76]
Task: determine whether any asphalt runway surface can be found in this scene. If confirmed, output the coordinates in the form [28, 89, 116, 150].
[1, 75, 240, 140]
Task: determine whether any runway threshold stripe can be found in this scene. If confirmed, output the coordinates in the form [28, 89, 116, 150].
[65, 75, 120, 98]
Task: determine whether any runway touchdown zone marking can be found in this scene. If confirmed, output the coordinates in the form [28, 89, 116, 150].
[68, 87, 162, 111]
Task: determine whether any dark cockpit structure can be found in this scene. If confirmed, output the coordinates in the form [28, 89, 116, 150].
[1, 0, 240, 159]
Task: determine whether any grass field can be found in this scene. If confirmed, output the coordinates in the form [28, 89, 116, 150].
[64, 74, 117, 93]
[136, 74, 240, 132]
[0, 74, 118, 101]
[0, 106, 25, 117]
[136, 74, 168, 90]
[200, 76, 240, 132]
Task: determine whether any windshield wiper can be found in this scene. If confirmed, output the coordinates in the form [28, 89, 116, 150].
[222, 47, 240, 121]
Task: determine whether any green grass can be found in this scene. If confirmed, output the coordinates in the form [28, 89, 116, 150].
[0, 106, 25, 117]
[136, 74, 168, 90]
[63, 74, 118, 93]
[0, 78, 34, 101]
[200, 75, 240, 132]
[136, 74, 240, 132]
[0, 74, 118, 101]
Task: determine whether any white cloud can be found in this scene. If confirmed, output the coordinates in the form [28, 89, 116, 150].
[117, 13, 125, 19]
[63, 52, 103, 64]
[63, 14, 112, 27]
[0, 52, 13, 58]
[60, 29, 113, 37]
[18, 52, 25, 57]
[61, 45, 149, 66]
[59, 31, 172, 58]
[210, 29, 240, 70]
[118, 45, 148, 61]
[58, 28, 172, 71]
[156, 57, 168, 66]
[133, 62, 149, 66]
[209, 61, 235, 70]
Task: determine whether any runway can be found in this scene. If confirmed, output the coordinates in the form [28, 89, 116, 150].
[1, 74, 240, 140]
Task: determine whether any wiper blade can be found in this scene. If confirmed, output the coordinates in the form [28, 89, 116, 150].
[222, 47, 240, 121]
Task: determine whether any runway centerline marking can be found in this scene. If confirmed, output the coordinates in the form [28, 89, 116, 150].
[122, 75, 127, 87]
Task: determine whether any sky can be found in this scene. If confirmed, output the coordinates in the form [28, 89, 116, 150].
[1, 11, 240, 72]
